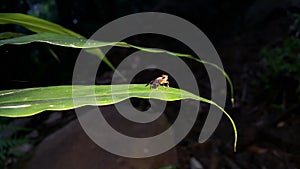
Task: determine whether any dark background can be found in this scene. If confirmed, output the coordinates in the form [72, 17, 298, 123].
[0, 0, 300, 169]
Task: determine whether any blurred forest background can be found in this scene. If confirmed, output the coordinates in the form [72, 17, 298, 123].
[0, 0, 300, 169]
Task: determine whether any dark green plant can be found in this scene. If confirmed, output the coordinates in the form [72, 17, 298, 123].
[0, 118, 30, 168]
[261, 37, 300, 77]
[256, 13, 300, 107]
[259, 37, 300, 106]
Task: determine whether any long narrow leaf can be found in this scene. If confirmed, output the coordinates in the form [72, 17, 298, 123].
[0, 84, 237, 151]
[0, 13, 81, 37]
[0, 32, 234, 104]
[0, 32, 119, 48]
[0, 13, 118, 77]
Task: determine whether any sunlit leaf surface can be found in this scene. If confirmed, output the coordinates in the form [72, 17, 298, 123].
[0, 84, 237, 151]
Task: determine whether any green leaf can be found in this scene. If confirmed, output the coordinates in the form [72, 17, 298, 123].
[0, 84, 237, 152]
[0, 32, 121, 48]
[0, 13, 81, 37]
[0, 13, 119, 78]
[0, 32, 234, 104]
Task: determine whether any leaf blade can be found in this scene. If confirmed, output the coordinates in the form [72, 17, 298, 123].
[0, 13, 119, 77]
[0, 85, 199, 117]
[0, 13, 82, 37]
[0, 32, 117, 48]
[0, 84, 237, 152]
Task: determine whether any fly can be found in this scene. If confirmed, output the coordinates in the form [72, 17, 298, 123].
[145, 74, 169, 89]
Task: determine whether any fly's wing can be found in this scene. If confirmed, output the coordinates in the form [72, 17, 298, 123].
[151, 79, 161, 89]
[145, 79, 154, 87]
[146, 77, 163, 88]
